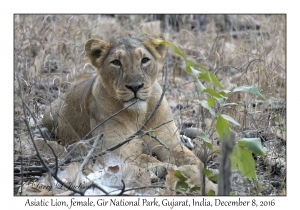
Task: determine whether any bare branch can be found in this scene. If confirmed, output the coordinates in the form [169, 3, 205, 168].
[150, 119, 173, 131]
[79, 133, 103, 172]
[75, 134, 109, 196]
[16, 76, 85, 196]
[22, 100, 60, 175]
[109, 185, 167, 194]
[87, 183, 109, 195]
[217, 131, 236, 196]
[83, 101, 138, 140]
[116, 180, 126, 196]
[145, 133, 169, 150]
[95, 59, 170, 157]
[143, 59, 169, 128]
[60, 100, 138, 166]
[64, 59, 170, 164]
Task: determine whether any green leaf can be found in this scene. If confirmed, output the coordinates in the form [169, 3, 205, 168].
[199, 131, 210, 143]
[187, 61, 209, 72]
[198, 72, 210, 82]
[190, 66, 201, 78]
[207, 190, 216, 196]
[223, 89, 231, 94]
[203, 168, 218, 181]
[203, 88, 224, 98]
[189, 68, 206, 93]
[194, 79, 206, 93]
[231, 160, 237, 170]
[238, 138, 264, 156]
[176, 181, 189, 191]
[208, 174, 218, 182]
[174, 170, 187, 182]
[204, 142, 213, 151]
[232, 86, 266, 100]
[221, 114, 240, 126]
[215, 97, 224, 107]
[216, 114, 230, 141]
[222, 103, 238, 107]
[218, 91, 227, 98]
[250, 86, 266, 100]
[200, 101, 216, 118]
[207, 97, 216, 107]
[203, 168, 213, 177]
[185, 66, 192, 74]
[152, 39, 187, 61]
[151, 38, 209, 73]
[149, 129, 156, 137]
[231, 145, 257, 180]
[232, 86, 252, 92]
[190, 186, 201, 193]
[198, 72, 223, 89]
[208, 72, 223, 89]
[199, 131, 213, 150]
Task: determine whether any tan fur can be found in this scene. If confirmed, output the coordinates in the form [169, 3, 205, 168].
[43, 36, 217, 194]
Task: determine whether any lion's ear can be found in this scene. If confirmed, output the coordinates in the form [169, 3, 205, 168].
[84, 39, 110, 68]
[143, 36, 166, 60]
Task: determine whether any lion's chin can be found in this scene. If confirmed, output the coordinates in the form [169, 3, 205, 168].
[124, 99, 147, 111]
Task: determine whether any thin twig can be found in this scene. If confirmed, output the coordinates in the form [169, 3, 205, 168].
[60, 100, 138, 166]
[94, 59, 170, 157]
[58, 120, 174, 165]
[16, 76, 85, 196]
[83, 100, 138, 140]
[15, 172, 46, 176]
[87, 183, 109, 195]
[14, 166, 47, 173]
[117, 180, 126, 196]
[217, 131, 236, 196]
[47, 171, 55, 195]
[143, 60, 169, 128]
[200, 105, 207, 195]
[109, 185, 167, 194]
[66, 59, 170, 164]
[75, 134, 103, 187]
[75, 136, 109, 195]
[145, 133, 169, 149]
[150, 119, 173, 130]
[16, 81, 60, 176]
[22, 101, 59, 175]
[80, 133, 103, 171]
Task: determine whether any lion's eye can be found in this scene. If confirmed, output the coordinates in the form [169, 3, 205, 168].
[141, 58, 150, 64]
[111, 60, 121, 66]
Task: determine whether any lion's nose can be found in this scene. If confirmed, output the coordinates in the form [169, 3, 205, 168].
[125, 83, 144, 93]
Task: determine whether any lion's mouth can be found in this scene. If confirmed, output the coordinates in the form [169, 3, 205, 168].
[123, 97, 145, 103]
[123, 97, 147, 110]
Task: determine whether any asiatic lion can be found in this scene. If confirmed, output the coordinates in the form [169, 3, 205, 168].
[43, 36, 217, 194]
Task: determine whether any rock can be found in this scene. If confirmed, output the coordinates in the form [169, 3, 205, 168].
[180, 127, 202, 139]
[176, 104, 184, 110]
[32, 127, 50, 138]
[180, 135, 194, 150]
[207, 161, 219, 169]
[150, 165, 167, 179]
[270, 180, 280, 188]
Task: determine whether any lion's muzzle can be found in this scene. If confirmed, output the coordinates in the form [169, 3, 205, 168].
[125, 82, 144, 97]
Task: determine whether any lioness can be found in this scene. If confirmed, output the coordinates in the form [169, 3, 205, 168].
[43, 36, 217, 194]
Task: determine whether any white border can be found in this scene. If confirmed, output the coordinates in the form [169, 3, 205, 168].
[4, 0, 297, 208]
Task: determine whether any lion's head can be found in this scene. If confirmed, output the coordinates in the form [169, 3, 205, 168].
[84, 36, 165, 107]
